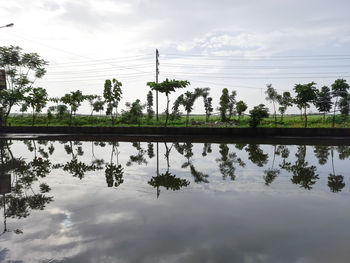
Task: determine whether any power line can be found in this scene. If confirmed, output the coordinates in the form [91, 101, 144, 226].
[162, 52, 350, 58]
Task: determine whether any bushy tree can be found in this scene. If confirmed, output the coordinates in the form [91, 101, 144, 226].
[315, 86, 333, 121]
[228, 90, 237, 119]
[331, 79, 349, 127]
[293, 82, 317, 128]
[121, 99, 145, 125]
[236, 100, 247, 120]
[339, 94, 350, 116]
[147, 78, 190, 126]
[23, 87, 48, 125]
[219, 88, 230, 122]
[60, 90, 85, 125]
[146, 90, 154, 120]
[103, 78, 123, 125]
[249, 104, 269, 128]
[0, 46, 48, 126]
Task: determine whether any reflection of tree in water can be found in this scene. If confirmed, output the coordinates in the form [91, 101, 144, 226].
[175, 142, 209, 183]
[328, 147, 345, 193]
[148, 143, 190, 198]
[0, 140, 53, 235]
[202, 143, 212, 157]
[126, 142, 148, 166]
[147, 142, 155, 159]
[337, 146, 350, 160]
[245, 144, 268, 167]
[58, 141, 102, 180]
[91, 141, 105, 169]
[105, 142, 124, 188]
[263, 145, 282, 186]
[282, 145, 319, 190]
[216, 144, 245, 181]
[23, 140, 55, 159]
[313, 146, 330, 165]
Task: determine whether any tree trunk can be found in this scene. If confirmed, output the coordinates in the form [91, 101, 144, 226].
[304, 107, 307, 128]
[273, 102, 277, 127]
[323, 112, 326, 122]
[32, 109, 35, 126]
[332, 97, 338, 128]
[186, 112, 189, 127]
[165, 94, 169, 127]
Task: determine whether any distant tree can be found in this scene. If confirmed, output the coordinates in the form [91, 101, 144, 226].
[103, 78, 123, 125]
[219, 88, 230, 122]
[147, 79, 190, 126]
[315, 86, 333, 121]
[331, 79, 349, 127]
[277, 91, 293, 121]
[92, 97, 105, 116]
[249, 104, 269, 128]
[146, 91, 154, 120]
[228, 90, 237, 119]
[265, 84, 280, 126]
[181, 91, 201, 126]
[236, 100, 248, 120]
[23, 87, 48, 125]
[293, 82, 318, 128]
[194, 87, 212, 122]
[339, 94, 350, 116]
[121, 99, 145, 125]
[60, 90, 85, 125]
[0, 46, 48, 126]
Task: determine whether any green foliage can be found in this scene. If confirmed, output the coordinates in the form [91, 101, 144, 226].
[236, 100, 248, 119]
[0, 45, 48, 126]
[293, 82, 318, 127]
[147, 78, 190, 126]
[228, 90, 237, 119]
[23, 87, 48, 125]
[265, 84, 280, 126]
[339, 94, 350, 116]
[249, 104, 269, 128]
[60, 90, 85, 125]
[219, 88, 230, 122]
[121, 99, 145, 125]
[315, 86, 332, 121]
[103, 78, 123, 125]
[331, 79, 349, 127]
[146, 91, 154, 120]
[277, 91, 293, 121]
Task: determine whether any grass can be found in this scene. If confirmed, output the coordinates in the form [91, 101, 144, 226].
[6, 114, 350, 128]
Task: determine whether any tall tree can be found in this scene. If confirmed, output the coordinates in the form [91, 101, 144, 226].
[249, 104, 269, 128]
[103, 78, 123, 125]
[228, 90, 237, 119]
[265, 84, 280, 126]
[146, 90, 154, 120]
[219, 88, 230, 122]
[147, 78, 190, 127]
[194, 87, 212, 122]
[0, 46, 48, 126]
[339, 93, 350, 116]
[331, 79, 349, 127]
[293, 82, 318, 128]
[277, 91, 293, 121]
[315, 86, 333, 122]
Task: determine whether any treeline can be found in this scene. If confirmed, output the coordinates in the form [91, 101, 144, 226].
[1, 46, 350, 127]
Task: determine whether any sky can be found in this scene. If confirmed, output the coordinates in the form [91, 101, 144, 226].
[1, 0, 350, 115]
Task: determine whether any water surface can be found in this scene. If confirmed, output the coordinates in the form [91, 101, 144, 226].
[0, 139, 349, 263]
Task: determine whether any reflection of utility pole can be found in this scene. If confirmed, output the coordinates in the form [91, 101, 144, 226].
[0, 174, 11, 236]
[156, 142, 160, 198]
[156, 49, 159, 121]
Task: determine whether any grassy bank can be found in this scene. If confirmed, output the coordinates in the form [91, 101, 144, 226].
[6, 114, 350, 128]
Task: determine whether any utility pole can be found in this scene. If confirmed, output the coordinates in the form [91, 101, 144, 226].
[156, 49, 159, 121]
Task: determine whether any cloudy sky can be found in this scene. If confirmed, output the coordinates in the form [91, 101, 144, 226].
[1, 0, 350, 114]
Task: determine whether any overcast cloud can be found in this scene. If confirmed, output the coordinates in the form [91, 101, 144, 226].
[1, 0, 350, 114]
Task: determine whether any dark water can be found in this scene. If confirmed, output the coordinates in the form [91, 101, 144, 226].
[0, 139, 349, 263]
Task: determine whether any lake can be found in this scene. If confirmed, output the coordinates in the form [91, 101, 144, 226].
[0, 139, 349, 263]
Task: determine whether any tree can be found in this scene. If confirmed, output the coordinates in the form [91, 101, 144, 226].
[121, 99, 145, 125]
[265, 84, 280, 126]
[219, 88, 230, 122]
[249, 104, 269, 128]
[0, 46, 48, 126]
[103, 78, 123, 125]
[277, 91, 293, 121]
[147, 78, 190, 127]
[60, 90, 85, 125]
[236, 100, 247, 120]
[179, 91, 201, 126]
[194, 87, 213, 122]
[146, 90, 154, 120]
[339, 94, 350, 116]
[331, 79, 349, 127]
[23, 87, 48, 125]
[293, 82, 318, 128]
[315, 86, 333, 121]
[92, 97, 105, 116]
[228, 90, 237, 119]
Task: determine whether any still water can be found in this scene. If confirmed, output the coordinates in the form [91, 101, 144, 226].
[0, 139, 349, 263]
